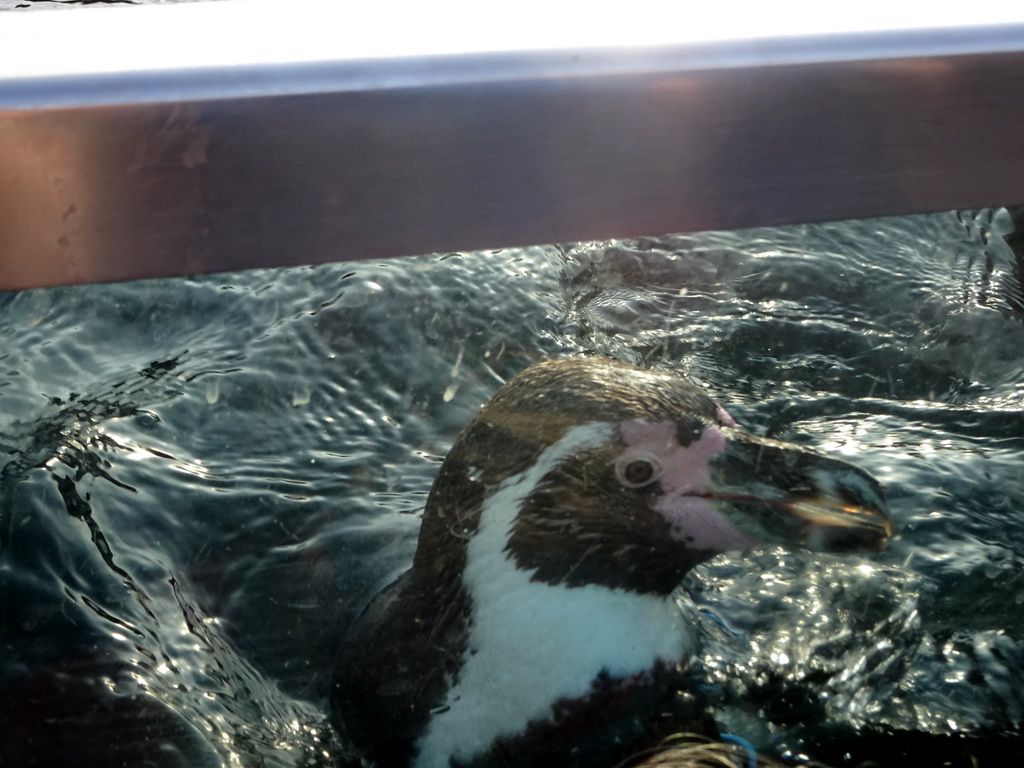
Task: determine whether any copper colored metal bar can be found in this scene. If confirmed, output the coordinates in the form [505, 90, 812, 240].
[2, 3, 1024, 290]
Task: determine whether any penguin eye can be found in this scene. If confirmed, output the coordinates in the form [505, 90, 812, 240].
[615, 456, 661, 489]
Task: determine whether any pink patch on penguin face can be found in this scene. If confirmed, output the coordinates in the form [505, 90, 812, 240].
[620, 420, 757, 552]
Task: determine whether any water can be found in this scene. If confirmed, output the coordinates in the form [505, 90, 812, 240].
[1, 210, 1023, 766]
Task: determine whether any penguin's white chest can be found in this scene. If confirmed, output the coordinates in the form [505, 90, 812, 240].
[413, 424, 693, 768]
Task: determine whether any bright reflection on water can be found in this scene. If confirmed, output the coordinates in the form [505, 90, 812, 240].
[1, 209, 1023, 765]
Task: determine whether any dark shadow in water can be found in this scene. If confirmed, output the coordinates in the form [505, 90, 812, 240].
[0, 353, 342, 767]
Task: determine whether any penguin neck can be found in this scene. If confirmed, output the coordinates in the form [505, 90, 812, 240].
[412, 423, 695, 768]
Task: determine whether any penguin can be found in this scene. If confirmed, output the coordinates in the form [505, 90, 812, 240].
[331, 357, 891, 768]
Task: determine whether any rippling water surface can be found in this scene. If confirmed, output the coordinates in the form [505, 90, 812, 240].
[1, 210, 1023, 766]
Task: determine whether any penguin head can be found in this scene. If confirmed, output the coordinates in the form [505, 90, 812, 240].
[419, 357, 891, 596]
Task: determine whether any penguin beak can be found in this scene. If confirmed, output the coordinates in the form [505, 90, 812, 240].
[703, 428, 892, 553]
